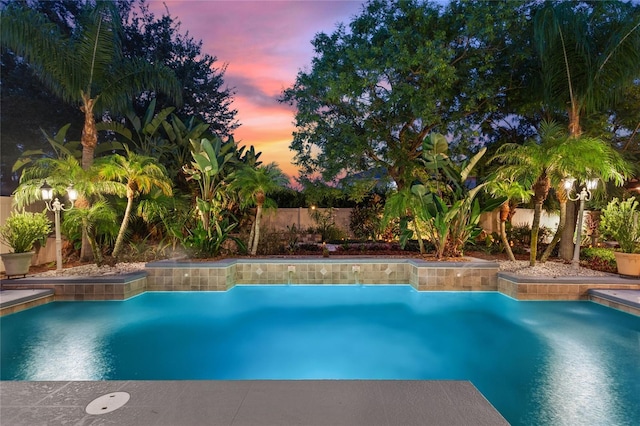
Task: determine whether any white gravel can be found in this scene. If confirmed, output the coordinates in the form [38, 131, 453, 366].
[32, 262, 147, 277]
[498, 260, 609, 277]
[28, 259, 609, 278]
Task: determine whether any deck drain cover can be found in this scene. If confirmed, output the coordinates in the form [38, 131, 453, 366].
[85, 392, 130, 415]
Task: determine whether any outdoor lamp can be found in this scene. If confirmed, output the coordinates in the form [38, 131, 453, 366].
[66, 184, 78, 203]
[40, 181, 76, 272]
[40, 181, 54, 201]
[566, 177, 598, 269]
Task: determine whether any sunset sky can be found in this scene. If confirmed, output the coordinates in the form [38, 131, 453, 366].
[148, 0, 365, 179]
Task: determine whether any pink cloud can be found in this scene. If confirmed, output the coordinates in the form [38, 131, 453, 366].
[147, 0, 363, 179]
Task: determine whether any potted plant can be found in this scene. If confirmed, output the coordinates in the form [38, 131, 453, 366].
[599, 197, 640, 277]
[0, 210, 52, 277]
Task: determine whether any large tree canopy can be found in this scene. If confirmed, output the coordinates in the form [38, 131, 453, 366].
[0, 0, 238, 195]
[281, 0, 533, 189]
[120, 0, 239, 136]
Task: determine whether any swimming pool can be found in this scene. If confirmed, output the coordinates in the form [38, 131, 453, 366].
[1, 286, 638, 425]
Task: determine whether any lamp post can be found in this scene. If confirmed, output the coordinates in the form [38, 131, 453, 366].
[40, 181, 77, 272]
[565, 177, 598, 269]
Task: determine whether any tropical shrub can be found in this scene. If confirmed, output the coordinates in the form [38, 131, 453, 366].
[310, 207, 346, 242]
[182, 215, 246, 258]
[255, 228, 286, 255]
[580, 247, 617, 273]
[599, 197, 640, 253]
[0, 210, 51, 253]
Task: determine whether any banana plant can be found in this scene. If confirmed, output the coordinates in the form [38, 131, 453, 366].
[182, 137, 236, 229]
[161, 114, 211, 178]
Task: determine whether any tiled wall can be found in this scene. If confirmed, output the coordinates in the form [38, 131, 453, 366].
[0, 294, 54, 316]
[413, 266, 498, 291]
[0, 275, 147, 301]
[145, 259, 500, 291]
[234, 262, 412, 285]
[589, 295, 640, 316]
[498, 275, 640, 300]
[146, 265, 235, 291]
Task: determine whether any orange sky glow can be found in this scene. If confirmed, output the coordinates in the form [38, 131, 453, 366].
[148, 0, 364, 181]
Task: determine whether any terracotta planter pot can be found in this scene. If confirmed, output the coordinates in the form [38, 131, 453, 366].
[1, 251, 35, 277]
[613, 252, 640, 278]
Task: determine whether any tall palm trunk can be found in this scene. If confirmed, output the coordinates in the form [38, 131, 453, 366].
[530, 173, 550, 266]
[80, 93, 98, 170]
[83, 216, 103, 266]
[499, 202, 516, 262]
[112, 189, 134, 259]
[249, 191, 266, 256]
[251, 203, 263, 256]
[541, 184, 568, 262]
[79, 93, 98, 260]
[560, 118, 581, 260]
[246, 218, 256, 254]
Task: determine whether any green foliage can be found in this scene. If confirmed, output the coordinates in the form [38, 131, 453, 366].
[599, 197, 640, 253]
[309, 207, 346, 242]
[96, 147, 173, 258]
[121, 1, 238, 136]
[349, 197, 385, 241]
[183, 216, 245, 258]
[254, 229, 286, 256]
[183, 137, 236, 229]
[62, 200, 119, 265]
[383, 135, 504, 258]
[473, 232, 505, 255]
[0, 210, 52, 253]
[533, 1, 640, 128]
[508, 224, 552, 248]
[580, 247, 617, 273]
[284, 224, 301, 254]
[281, 0, 527, 188]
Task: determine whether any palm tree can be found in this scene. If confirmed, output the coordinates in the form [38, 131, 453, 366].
[492, 121, 630, 266]
[62, 200, 119, 266]
[487, 180, 533, 262]
[0, 2, 182, 170]
[538, 135, 630, 263]
[492, 121, 569, 266]
[2, 2, 181, 260]
[96, 148, 173, 259]
[12, 155, 124, 266]
[533, 1, 640, 258]
[230, 163, 288, 255]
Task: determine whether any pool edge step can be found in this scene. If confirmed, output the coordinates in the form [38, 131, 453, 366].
[589, 289, 640, 316]
[0, 289, 55, 316]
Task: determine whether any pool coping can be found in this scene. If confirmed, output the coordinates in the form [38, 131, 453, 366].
[0, 380, 508, 426]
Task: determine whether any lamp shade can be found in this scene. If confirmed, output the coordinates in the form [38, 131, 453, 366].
[40, 181, 54, 201]
[66, 184, 78, 202]
[563, 177, 576, 190]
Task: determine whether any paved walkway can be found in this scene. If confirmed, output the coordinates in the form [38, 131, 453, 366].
[0, 380, 508, 425]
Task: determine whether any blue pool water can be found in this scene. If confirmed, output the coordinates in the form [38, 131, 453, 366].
[1, 286, 639, 425]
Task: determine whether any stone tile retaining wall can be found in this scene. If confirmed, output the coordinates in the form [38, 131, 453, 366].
[145, 258, 500, 291]
[4, 260, 639, 317]
[0, 273, 147, 301]
[0, 293, 54, 316]
[589, 294, 640, 316]
[498, 273, 640, 300]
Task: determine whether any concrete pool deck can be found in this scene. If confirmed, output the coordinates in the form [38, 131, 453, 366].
[0, 380, 508, 425]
